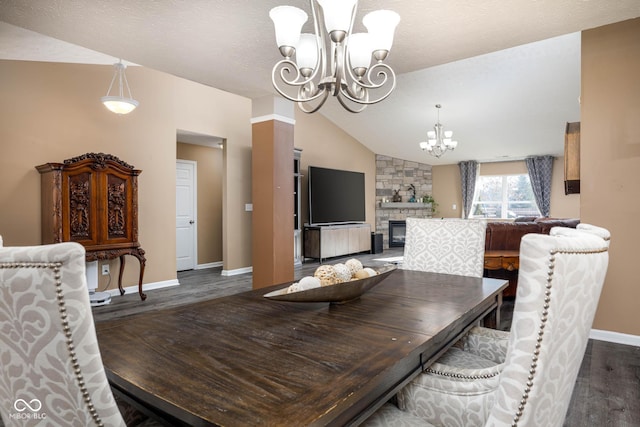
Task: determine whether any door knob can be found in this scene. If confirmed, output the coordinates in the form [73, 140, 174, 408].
[189, 220, 195, 224]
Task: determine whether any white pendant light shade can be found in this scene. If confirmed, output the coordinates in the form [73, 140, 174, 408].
[269, 6, 308, 50]
[101, 61, 139, 115]
[101, 96, 139, 114]
[363, 10, 400, 52]
[348, 33, 373, 71]
[296, 33, 319, 72]
[317, 0, 357, 34]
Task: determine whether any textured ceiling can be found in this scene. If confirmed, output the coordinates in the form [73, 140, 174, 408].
[1, 1, 639, 165]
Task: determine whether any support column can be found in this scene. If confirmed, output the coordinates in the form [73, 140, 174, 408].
[251, 97, 295, 289]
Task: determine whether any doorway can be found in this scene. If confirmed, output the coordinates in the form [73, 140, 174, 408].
[176, 160, 197, 271]
[176, 131, 224, 272]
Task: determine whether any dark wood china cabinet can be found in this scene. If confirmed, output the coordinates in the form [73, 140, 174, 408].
[36, 153, 147, 300]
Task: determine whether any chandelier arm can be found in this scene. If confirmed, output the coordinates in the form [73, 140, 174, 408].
[331, 42, 346, 96]
[339, 64, 396, 105]
[336, 91, 368, 113]
[362, 62, 395, 90]
[271, 59, 328, 104]
[297, 90, 331, 114]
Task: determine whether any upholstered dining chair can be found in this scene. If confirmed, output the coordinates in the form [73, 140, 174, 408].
[363, 225, 610, 427]
[0, 242, 127, 426]
[449, 222, 614, 366]
[402, 218, 487, 278]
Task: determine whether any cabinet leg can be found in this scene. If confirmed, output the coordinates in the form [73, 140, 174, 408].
[118, 255, 126, 296]
[137, 258, 147, 301]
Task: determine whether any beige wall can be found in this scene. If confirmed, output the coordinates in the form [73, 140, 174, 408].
[0, 60, 251, 291]
[176, 142, 223, 265]
[433, 158, 580, 219]
[582, 18, 640, 335]
[293, 111, 377, 230]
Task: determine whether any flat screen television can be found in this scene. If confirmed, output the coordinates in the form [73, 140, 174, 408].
[308, 166, 365, 225]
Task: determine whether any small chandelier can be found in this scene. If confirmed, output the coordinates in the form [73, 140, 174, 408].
[101, 60, 139, 115]
[419, 104, 458, 158]
[269, 1, 400, 113]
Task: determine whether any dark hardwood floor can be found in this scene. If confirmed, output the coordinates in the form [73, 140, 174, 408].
[89, 248, 640, 426]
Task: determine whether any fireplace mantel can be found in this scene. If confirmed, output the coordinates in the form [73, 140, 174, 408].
[380, 202, 432, 209]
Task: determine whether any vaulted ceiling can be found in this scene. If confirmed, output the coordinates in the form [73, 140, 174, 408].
[1, 1, 639, 164]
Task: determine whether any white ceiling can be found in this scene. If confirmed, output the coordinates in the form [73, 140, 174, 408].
[1, 1, 639, 165]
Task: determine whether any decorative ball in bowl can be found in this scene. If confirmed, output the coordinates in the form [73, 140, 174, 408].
[263, 259, 396, 304]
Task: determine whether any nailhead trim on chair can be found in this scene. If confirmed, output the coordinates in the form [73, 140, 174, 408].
[511, 247, 608, 427]
[424, 368, 500, 380]
[1, 261, 105, 427]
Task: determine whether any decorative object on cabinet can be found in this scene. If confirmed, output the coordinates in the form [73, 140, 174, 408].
[564, 121, 580, 194]
[36, 153, 147, 300]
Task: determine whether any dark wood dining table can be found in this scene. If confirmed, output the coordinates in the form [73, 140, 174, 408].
[96, 269, 507, 426]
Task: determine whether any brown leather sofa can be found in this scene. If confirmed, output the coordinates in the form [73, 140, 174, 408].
[484, 218, 580, 296]
[485, 218, 580, 253]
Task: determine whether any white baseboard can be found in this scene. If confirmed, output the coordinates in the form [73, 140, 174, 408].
[106, 279, 180, 296]
[221, 266, 253, 276]
[195, 261, 223, 270]
[590, 329, 640, 347]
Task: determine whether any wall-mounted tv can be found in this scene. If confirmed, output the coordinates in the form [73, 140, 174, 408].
[308, 166, 365, 225]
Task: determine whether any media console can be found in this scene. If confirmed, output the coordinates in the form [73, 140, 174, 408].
[303, 223, 371, 263]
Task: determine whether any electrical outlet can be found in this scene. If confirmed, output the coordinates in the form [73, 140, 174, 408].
[101, 264, 110, 275]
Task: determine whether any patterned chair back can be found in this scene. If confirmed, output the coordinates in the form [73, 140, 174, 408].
[402, 218, 487, 278]
[486, 228, 609, 426]
[0, 242, 126, 426]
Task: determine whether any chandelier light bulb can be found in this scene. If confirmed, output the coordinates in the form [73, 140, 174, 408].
[270, 6, 308, 57]
[348, 33, 373, 76]
[363, 10, 400, 60]
[296, 33, 319, 75]
[317, 0, 357, 38]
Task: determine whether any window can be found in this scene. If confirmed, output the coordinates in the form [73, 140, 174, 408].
[470, 174, 540, 219]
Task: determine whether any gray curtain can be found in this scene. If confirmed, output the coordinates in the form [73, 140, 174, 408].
[459, 160, 478, 219]
[525, 155, 554, 217]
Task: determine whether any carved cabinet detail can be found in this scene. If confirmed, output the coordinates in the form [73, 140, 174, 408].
[37, 153, 147, 300]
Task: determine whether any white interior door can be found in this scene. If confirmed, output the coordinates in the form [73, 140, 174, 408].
[176, 160, 197, 271]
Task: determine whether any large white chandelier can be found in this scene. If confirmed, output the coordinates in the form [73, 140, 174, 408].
[269, 0, 400, 113]
[419, 104, 458, 158]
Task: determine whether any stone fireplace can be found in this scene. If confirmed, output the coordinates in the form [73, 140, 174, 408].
[375, 155, 433, 248]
